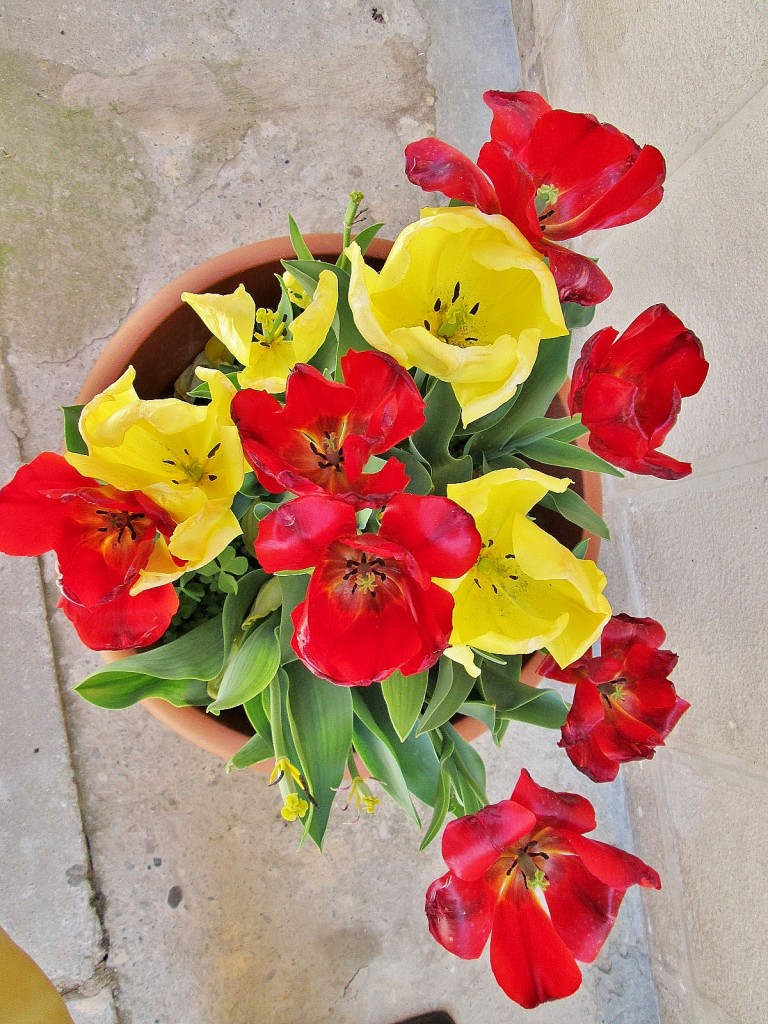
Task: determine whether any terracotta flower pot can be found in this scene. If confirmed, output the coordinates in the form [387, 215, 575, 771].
[83, 235, 602, 765]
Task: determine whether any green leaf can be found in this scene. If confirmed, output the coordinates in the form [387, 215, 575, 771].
[207, 617, 281, 713]
[498, 689, 568, 729]
[288, 215, 314, 261]
[62, 405, 87, 455]
[351, 222, 385, 255]
[75, 616, 222, 709]
[412, 380, 473, 494]
[478, 656, 524, 711]
[480, 657, 568, 728]
[466, 335, 571, 452]
[394, 442, 434, 495]
[419, 767, 452, 851]
[216, 572, 238, 595]
[548, 419, 589, 444]
[562, 302, 596, 331]
[492, 716, 510, 747]
[442, 722, 488, 805]
[506, 416, 577, 448]
[244, 692, 272, 740]
[572, 538, 589, 558]
[539, 487, 611, 541]
[355, 687, 440, 807]
[286, 660, 353, 850]
[445, 759, 485, 816]
[381, 669, 429, 742]
[456, 701, 495, 732]
[518, 437, 624, 477]
[278, 573, 309, 662]
[352, 716, 419, 825]
[227, 732, 274, 772]
[417, 659, 475, 735]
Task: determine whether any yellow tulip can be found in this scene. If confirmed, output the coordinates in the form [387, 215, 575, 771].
[182, 270, 338, 393]
[439, 468, 611, 669]
[347, 207, 567, 424]
[66, 366, 243, 583]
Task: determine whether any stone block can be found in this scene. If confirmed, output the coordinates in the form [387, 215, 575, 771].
[572, 85, 768, 471]
[537, 0, 768, 164]
[647, 751, 768, 1024]
[0, 378, 104, 990]
[613, 473, 768, 767]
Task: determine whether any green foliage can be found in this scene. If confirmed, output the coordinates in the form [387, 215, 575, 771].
[286, 660, 353, 849]
[411, 380, 473, 494]
[76, 571, 264, 709]
[562, 302, 596, 331]
[61, 405, 87, 455]
[208, 614, 281, 714]
[539, 487, 611, 541]
[381, 669, 429, 742]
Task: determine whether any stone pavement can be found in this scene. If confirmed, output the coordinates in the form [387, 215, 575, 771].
[0, 3, 660, 1022]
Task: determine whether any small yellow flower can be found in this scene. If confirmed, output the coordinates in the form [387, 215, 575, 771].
[342, 776, 381, 817]
[65, 366, 243, 586]
[438, 468, 611, 669]
[347, 206, 567, 424]
[269, 756, 303, 787]
[280, 792, 309, 821]
[182, 270, 338, 394]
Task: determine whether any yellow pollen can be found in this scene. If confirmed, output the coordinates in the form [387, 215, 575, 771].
[254, 307, 288, 347]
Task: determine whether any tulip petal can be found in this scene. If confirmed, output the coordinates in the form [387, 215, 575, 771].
[182, 284, 255, 367]
[442, 800, 536, 881]
[511, 769, 596, 834]
[405, 138, 501, 214]
[425, 871, 495, 960]
[542, 847, 628, 962]
[255, 496, 357, 573]
[380, 493, 481, 579]
[489, 886, 583, 1008]
[59, 583, 178, 652]
[560, 831, 662, 893]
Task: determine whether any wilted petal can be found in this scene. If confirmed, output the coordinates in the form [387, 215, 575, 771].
[426, 871, 495, 960]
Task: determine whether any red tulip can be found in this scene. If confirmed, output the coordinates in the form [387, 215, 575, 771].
[0, 452, 178, 650]
[232, 350, 425, 509]
[539, 614, 689, 782]
[426, 769, 661, 1008]
[255, 492, 481, 685]
[405, 90, 666, 305]
[569, 305, 709, 478]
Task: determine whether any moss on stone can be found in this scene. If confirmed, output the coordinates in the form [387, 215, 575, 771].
[0, 49, 156, 360]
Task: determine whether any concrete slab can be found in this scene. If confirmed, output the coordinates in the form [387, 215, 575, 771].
[0, 362, 105, 991]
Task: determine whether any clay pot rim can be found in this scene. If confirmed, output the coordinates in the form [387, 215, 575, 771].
[88, 235, 602, 771]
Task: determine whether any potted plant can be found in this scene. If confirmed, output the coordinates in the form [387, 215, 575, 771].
[0, 91, 707, 1010]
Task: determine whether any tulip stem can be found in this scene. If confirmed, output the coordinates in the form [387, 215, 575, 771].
[338, 191, 365, 272]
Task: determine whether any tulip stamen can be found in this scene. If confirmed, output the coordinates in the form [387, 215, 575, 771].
[423, 280, 481, 348]
[309, 431, 345, 472]
[95, 509, 147, 543]
[342, 551, 388, 598]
